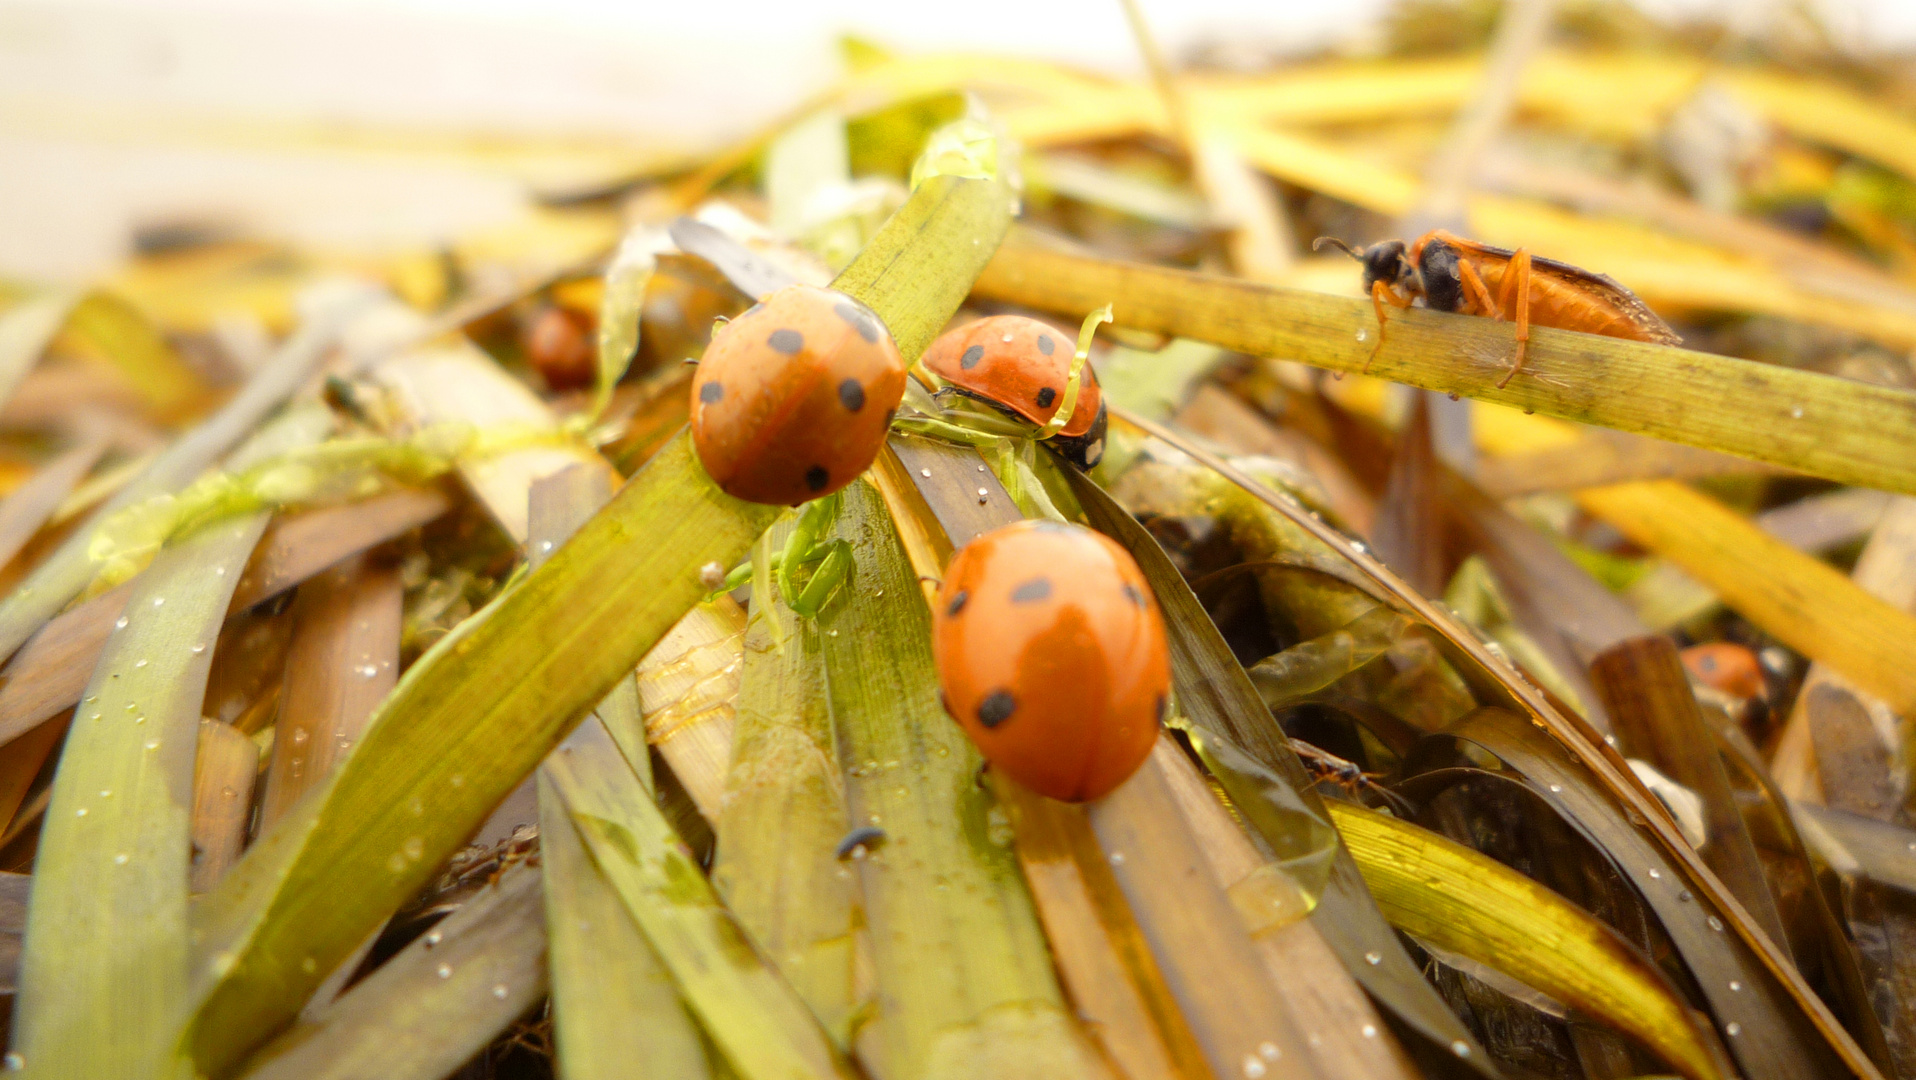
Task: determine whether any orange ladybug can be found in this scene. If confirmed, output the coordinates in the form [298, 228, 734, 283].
[690, 284, 906, 505]
[932, 520, 1170, 802]
[1680, 642, 1766, 701]
[522, 304, 597, 391]
[921, 315, 1108, 469]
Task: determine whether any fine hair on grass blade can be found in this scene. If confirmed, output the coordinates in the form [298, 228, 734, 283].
[972, 239, 1916, 496]
[0, 297, 362, 665]
[712, 521, 860, 1045]
[1329, 800, 1732, 1080]
[234, 862, 548, 1080]
[543, 714, 852, 1080]
[817, 479, 1107, 1080]
[182, 432, 779, 1076]
[13, 405, 330, 1080]
[527, 462, 711, 1080]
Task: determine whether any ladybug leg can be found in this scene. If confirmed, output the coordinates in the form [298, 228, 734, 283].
[1458, 259, 1501, 319]
[1495, 250, 1533, 389]
[1364, 281, 1414, 374]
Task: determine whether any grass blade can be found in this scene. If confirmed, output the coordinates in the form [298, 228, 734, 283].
[13, 406, 329, 1079]
[712, 524, 860, 1044]
[59, 292, 207, 418]
[235, 863, 548, 1080]
[0, 437, 109, 571]
[819, 479, 1107, 1080]
[184, 432, 778, 1076]
[1330, 800, 1732, 1080]
[0, 306, 353, 663]
[544, 715, 852, 1080]
[973, 238, 1916, 495]
[191, 720, 260, 894]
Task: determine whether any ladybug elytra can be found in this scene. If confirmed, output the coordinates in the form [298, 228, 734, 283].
[1679, 642, 1766, 701]
[690, 284, 906, 506]
[921, 315, 1108, 469]
[932, 520, 1170, 802]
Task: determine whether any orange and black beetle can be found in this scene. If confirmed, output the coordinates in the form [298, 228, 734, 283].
[921, 315, 1109, 469]
[1317, 230, 1680, 388]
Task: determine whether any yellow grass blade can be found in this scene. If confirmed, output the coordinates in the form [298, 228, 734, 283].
[1331, 801, 1731, 1080]
[972, 239, 1916, 495]
[57, 292, 208, 418]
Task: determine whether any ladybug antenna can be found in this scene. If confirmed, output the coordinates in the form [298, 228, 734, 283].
[1313, 236, 1362, 261]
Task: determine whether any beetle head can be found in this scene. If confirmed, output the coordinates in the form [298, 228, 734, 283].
[1314, 237, 1420, 298]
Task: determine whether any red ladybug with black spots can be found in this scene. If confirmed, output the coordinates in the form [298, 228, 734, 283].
[932, 519, 1170, 802]
[690, 284, 906, 506]
[921, 315, 1108, 469]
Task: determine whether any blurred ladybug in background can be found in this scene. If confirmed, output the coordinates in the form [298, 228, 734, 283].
[690, 284, 906, 506]
[521, 304, 597, 392]
[932, 520, 1170, 802]
[1679, 642, 1767, 702]
[921, 314, 1108, 469]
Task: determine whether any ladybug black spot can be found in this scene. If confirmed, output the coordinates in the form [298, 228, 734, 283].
[1036, 387, 1057, 409]
[1121, 582, 1147, 608]
[978, 690, 1017, 728]
[839, 378, 866, 412]
[834, 301, 880, 343]
[805, 465, 830, 492]
[769, 329, 804, 355]
[699, 381, 724, 404]
[961, 345, 984, 369]
[946, 589, 968, 616]
[1037, 334, 1055, 355]
[1010, 577, 1052, 603]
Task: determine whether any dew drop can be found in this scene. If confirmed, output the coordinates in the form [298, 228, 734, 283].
[115, 617, 129, 630]
[214, 566, 226, 576]
[291, 729, 309, 745]
[1729, 980, 1741, 991]
[1356, 328, 1369, 342]
[977, 488, 988, 497]
[1361, 1024, 1377, 1039]
[1451, 1041, 1471, 1057]
[1364, 951, 1383, 965]
[449, 774, 465, 789]
[437, 963, 453, 979]
[1349, 540, 1367, 554]
[403, 836, 426, 860]
[99, 789, 111, 798]
[302, 956, 318, 974]
[425, 931, 444, 947]
[113, 853, 128, 865]
[1707, 916, 1724, 931]
[387, 852, 408, 873]
[1001, 333, 1014, 343]
[152, 597, 164, 607]
[492, 983, 510, 999]
[1678, 889, 1693, 902]
[6, 1052, 24, 1070]
[357, 665, 379, 678]
[190, 644, 206, 654]
[920, 468, 931, 478]
[221, 786, 236, 799]
[75, 807, 87, 817]
[84, 695, 97, 704]
[1109, 851, 1126, 866]
[1726, 1022, 1741, 1037]
[1789, 407, 1803, 419]
[1242, 1056, 1266, 1078]
[1258, 1042, 1280, 1061]
[1648, 868, 1661, 879]
[538, 541, 554, 553]
[1548, 784, 1562, 792]
[144, 739, 160, 751]
[134, 659, 148, 668]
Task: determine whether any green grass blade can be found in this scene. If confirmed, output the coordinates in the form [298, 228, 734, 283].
[0, 308, 350, 662]
[1331, 801, 1731, 1080]
[818, 479, 1105, 1080]
[712, 523, 860, 1044]
[234, 863, 547, 1080]
[184, 432, 778, 1076]
[975, 239, 1916, 495]
[544, 715, 852, 1080]
[539, 771, 711, 1080]
[526, 463, 710, 1080]
[13, 406, 331, 1079]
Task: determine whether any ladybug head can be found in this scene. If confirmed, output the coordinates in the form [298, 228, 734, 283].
[1315, 237, 1420, 299]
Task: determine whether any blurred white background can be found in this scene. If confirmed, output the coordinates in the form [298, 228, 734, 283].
[2, 0, 1912, 281]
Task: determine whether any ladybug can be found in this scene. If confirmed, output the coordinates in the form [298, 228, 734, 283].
[932, 520, 1170, 802]
[1679, 642, 1766, 702]
[921, 315, 1108, 469]
[690, 284, 906, 506]
[522, 303, 597, 391]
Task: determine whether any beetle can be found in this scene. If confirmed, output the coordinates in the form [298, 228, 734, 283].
[920, 315, 1109, 469]
[931, 519, 1170, 802]
[521, 303, 597, 392]
[690, 283, 906, 506]
[1315, 230, 1681, 388]
[1679, 642, 1767, 702]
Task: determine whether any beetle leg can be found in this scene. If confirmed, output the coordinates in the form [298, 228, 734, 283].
[1458, 259, 1500, 318]
[1364, 281, 1414, 373]
[1497, 250, 1533, 388]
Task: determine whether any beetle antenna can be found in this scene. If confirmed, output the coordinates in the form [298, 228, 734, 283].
[1313, 236, 1362, 261]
